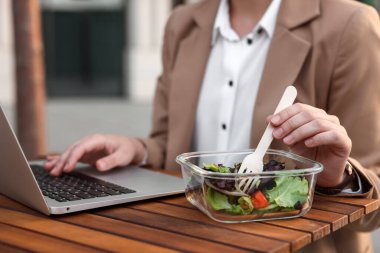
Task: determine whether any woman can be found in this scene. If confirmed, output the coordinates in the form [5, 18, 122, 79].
[45, 0, 380, 252]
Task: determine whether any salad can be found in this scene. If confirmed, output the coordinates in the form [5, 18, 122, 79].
[203, 160, 309, 215]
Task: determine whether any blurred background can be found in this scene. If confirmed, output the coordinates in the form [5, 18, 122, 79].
[1, 0, 197, 154]
[0, 0, 379, 247]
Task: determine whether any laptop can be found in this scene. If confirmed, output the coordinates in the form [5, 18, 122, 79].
[0, 105, 184, 215]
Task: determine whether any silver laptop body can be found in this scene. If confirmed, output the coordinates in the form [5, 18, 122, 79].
[0, 105, 184, 215]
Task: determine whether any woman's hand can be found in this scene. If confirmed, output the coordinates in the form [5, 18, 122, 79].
[44, 134, 146, 176]
[268, 103, 352, 187]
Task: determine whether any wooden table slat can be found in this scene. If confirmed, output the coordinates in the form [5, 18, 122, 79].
[311, 198, 364, 222]
[95, 207, 289, 253]
[263, 218, 330, 241]
[314, 195, 380, 214]
[160, 195, 333, 241]
[160, 196, 198, 208]
[0, 196, 252, 253]
[0, 207, 176, 253]
[301, 209, 348, 232]
[0, 222, 106, 253]
[131, 201, 311, 252]
[59, 213, 253, 253]
[162, 195, 371, 227]
[0, 242, 31, 253]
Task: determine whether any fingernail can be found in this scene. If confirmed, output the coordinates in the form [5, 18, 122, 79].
[45, 164, 54, 171]
[284, 135, 293, 144]
[305, 139, 313, 146]
[97, 161, 105, 171]
[274, 128, 283, 138]
[63, 164, 70, 173]
[271, 115, 280, 124]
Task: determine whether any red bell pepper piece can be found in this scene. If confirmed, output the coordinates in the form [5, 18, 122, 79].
[251, 191, 269, 209]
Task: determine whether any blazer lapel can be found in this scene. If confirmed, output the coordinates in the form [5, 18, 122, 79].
[250, 0, 320, 147]
[169, 0, 220, 155]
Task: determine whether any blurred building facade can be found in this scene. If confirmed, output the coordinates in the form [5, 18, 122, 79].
[0, 0, 179, 105]
[0, 0, 191, 106]
[39, 0, 173, 101]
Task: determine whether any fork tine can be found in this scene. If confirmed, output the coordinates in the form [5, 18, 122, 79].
[239, 177, 247, 188]
[241, 177, 259, 193]
[242, 180, 249, 192]
[238, 165, 247, 174]
[238, 166, 259, 193]
[239, 177, 251, 192]
[242, 178, 253, 192]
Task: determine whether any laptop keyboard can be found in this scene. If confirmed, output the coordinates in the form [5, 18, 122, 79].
[31, 165, 136, 202]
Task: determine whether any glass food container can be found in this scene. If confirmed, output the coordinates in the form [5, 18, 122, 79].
[176, 149, 323, 223]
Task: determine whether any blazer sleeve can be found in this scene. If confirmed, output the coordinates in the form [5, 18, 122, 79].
[327, 5, 380, 231]
[139, 10, 178, 168]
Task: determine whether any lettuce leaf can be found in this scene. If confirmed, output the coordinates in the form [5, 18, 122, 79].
[265, 176, 308, 208]
[203, 163, 231, 173]
[206, 187, 233, 210]
[225, 204, 244, 214]
[237, 196, 254, 214]
[206, 188, 254, 214]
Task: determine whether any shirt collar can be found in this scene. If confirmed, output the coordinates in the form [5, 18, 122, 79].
[211, 0, 282, 45]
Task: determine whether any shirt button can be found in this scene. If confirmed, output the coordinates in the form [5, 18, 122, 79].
[222, 123, 227, 130]
[247, 38, 253, 45]
[229, 80, 233, 87]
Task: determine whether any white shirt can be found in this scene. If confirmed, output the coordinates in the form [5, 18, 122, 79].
[189, 0, 362, 194]
[192, 0, 282, 152]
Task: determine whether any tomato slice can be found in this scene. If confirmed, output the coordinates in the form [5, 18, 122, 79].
[251, 191, 269, 209]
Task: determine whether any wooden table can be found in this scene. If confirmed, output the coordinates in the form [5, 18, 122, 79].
[0, 171, 379, 253]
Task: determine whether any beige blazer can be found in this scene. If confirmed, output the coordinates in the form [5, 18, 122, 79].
[141, 0, 380, 252]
